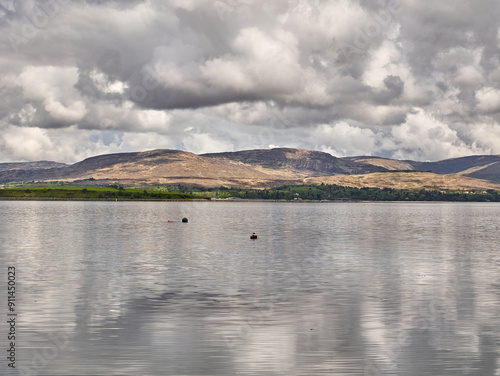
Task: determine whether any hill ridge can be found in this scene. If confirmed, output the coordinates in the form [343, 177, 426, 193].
[1, 147, 500, 189]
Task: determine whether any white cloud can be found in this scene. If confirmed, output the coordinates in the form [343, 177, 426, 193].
[311, 122, 378, 157]
[476, 87, 500, 114]
[454, 65, 484, 86]
[469, 122, 500, 153]
[0, 1, 500, 163]
[182, 132, 234, 154]
[390, 110, 475, 161]
[19, 66, 87, 125]
[1, 126, 54, 161]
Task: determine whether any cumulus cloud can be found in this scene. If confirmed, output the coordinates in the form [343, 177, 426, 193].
[1, 0, 500, 162]
[476, 87, 500, 114]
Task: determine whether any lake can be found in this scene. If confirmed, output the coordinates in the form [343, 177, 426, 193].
[1, 201, 500, 375]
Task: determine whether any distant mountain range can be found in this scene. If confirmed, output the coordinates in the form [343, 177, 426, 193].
[1, 148, 500, 190]
[0, 161, 67, 172]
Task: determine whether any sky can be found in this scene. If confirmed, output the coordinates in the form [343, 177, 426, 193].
[1, 0, 500, 163]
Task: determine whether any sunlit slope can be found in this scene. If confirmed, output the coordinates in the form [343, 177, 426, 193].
[304, 172, 500, 191]
[1, 148, 500, 190]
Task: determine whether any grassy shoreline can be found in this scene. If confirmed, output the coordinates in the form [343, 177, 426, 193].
[0, 197, 210, 202]
[1, 184, 499, 202]
[0, 187, 207, 201]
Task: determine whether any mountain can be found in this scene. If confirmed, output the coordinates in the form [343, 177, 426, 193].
[0, 148, 385, 187]
[348, 155, 500, 182]
[304, 171, 500, 191]
[201, 148, 385, 176]
[343, 156, 415, 171]
[0, 148, 500, 190]
[0, 149, 301, 188]
[0, 161, 67, 172]
[466, 160, 500, 182]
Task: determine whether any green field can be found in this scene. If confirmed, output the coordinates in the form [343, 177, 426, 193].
[1, 183, 499, 202]
[0, 186, 206, 200]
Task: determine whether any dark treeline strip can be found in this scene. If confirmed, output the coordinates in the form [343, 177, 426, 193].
[168, 184, 500, 202]
[1, 184, 499, 202]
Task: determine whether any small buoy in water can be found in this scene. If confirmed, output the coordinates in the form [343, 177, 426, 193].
[182, 217, 188, 223]
[250, 233, 257, 239]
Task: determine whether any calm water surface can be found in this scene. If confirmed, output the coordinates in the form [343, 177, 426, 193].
[1, 201, 500, 375]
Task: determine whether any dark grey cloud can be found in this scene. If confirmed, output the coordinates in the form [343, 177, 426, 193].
[0, 0, 500, 162]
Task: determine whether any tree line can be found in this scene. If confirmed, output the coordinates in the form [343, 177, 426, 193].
[168, 184, 500, 202]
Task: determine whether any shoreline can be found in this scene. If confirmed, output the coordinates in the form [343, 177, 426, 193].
[0, 197, 209, 202]
[0, 197, 497, 203]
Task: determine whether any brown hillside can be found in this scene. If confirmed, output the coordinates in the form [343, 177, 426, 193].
[1, 148, 500, 190]
[304, 172, 500, 191]
[344, 156, 415, 171]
